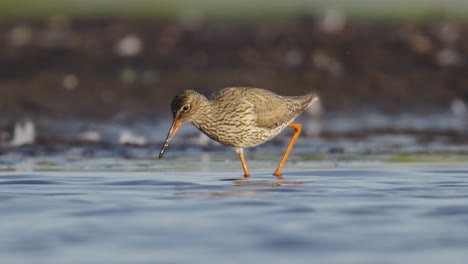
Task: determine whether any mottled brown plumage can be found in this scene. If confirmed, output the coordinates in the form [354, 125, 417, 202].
[159, 87, 319, 179]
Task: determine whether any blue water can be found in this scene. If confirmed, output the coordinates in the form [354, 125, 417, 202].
[1, 160, 468, 264]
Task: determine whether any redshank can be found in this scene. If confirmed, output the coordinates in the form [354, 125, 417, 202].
[159, 87, 319, 179]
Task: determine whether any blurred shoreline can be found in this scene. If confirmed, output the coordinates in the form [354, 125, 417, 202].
[1, 112, 467, 157]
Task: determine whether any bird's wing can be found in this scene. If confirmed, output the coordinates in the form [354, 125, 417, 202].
[245, 95, 303, 129]
[212, 87, 316, 130]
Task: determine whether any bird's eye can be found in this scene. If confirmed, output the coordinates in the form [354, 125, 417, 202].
[182, 104, 190, 112]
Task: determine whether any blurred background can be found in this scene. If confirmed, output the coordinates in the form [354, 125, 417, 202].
[1, 0, 468, 154]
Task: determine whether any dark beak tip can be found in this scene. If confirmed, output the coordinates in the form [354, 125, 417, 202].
[158, 149, 165, 159]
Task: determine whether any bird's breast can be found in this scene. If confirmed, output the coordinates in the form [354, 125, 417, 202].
[192, 117, 292, 148]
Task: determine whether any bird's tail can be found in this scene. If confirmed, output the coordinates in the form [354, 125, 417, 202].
[298, 93, 319, 109]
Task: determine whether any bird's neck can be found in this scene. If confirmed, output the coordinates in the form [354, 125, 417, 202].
[191, 99, 218, 133]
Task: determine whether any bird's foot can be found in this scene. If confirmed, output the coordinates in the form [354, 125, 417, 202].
[273, 173, 284, 180]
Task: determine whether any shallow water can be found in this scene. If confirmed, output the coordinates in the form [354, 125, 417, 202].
[1, 157, 468, 264]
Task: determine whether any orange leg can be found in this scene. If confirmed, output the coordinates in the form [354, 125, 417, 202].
[236, 148, 251, 178]
[273, 123, 302, 179]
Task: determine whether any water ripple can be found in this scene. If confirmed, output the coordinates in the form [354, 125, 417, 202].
[424, 205, 468, 216]
[0, 179, 63, 185]
[1, 165, 468, 264]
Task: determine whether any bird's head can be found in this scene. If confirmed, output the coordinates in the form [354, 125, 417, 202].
[159, 90, 204, 158]
[170, 90, 200, 123]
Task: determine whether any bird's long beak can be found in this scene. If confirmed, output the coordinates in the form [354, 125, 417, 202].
[159, 118, 182, 159]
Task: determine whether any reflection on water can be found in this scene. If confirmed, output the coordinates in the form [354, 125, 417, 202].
[1, 163, 468, 264]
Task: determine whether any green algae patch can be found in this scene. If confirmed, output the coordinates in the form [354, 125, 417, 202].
[36, 160, 58, 166]
[387, 154, 468, 163]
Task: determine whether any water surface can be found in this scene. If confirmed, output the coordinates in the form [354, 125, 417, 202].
[1, 158, 468, 264]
